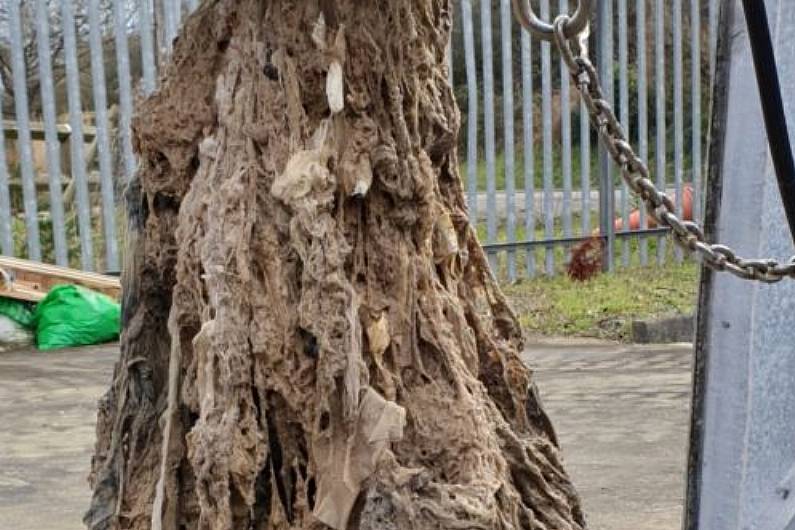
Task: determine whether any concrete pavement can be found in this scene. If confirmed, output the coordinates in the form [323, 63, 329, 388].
[526, 339, 693, 530]
[0, 345, 115, 530]
[0, 340, 693, 529]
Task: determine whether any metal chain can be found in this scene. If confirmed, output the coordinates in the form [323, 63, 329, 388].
[550, 15, 795, 283]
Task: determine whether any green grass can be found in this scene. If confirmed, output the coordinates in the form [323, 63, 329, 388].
[478, 208, 699, 341]
[502, 261, 699, 341]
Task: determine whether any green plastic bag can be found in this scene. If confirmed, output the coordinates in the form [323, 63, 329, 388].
[34, 285, 121, 351]
[0, 297, 35, 329]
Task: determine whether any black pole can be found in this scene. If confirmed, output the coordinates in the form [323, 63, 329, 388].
[741, 0, 795, 243]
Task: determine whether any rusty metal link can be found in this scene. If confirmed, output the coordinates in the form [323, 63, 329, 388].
[543, 14, 795, 283]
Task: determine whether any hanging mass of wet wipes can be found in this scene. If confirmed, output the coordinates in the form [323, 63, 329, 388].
[84, 2, 585, 529]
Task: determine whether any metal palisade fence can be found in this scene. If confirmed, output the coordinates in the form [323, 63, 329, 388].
[0, 0, 717, 279]
[0, 0, 194, 273]
[454, 0, 717, 280]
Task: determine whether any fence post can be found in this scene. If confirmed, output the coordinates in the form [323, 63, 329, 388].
[580, 97, 591, 238]
[481, 0, 498, 272]
[619, 0, 630, 268]
[692, 0, 703, 224]
[35, 0, 69, 266]
[140, 0, 157, 94]
[501, 0, 516, 281]
[0, 79, 15, 256]
[597, 0, 615, 272]
[88, 0, 120, 272]
[461, 0, 479, 226]
[655, 0, 667, 265]
[8, 0, 42, 261]
[172, 0, 182, 31]
[637, 0, 649, 266]
[521, 29, 536, 277]
[62, 0, 95, 270]
[157, 0, 176, 58]
[541, 0, 554, 276]
[673, 0, 684, 262]
[447, 37, 454, 88]
[115, 0, 137, 183]
[560, 0, 573, 264]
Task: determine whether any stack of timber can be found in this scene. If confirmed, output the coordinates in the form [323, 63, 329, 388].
[0, 257, 121, 302]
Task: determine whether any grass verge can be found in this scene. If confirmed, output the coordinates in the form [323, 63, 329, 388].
[502, 261, 700, 342]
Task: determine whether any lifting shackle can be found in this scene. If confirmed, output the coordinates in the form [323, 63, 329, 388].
[511, 0, 593, 41]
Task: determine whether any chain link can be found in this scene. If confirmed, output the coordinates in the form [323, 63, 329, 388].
[550, 16, 795, 283]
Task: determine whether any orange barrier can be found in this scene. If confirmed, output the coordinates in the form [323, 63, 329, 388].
[613, 184, 694, 231]
[571, 185, 695, 281]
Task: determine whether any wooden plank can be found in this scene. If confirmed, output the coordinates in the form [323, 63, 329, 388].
[0, 266, 45, 301]
[0, 282, 46, 302]
[0, 256, 120, 300]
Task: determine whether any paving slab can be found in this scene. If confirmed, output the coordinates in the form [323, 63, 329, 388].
[0, 345, 116, 530]
[0, 340, 693, 530]
[526, 340, 693, 530]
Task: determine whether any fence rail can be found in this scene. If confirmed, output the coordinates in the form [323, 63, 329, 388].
[0, 0, 716, 280]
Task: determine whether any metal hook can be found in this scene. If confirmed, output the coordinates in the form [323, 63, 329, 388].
[511, 0, 594, 41]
